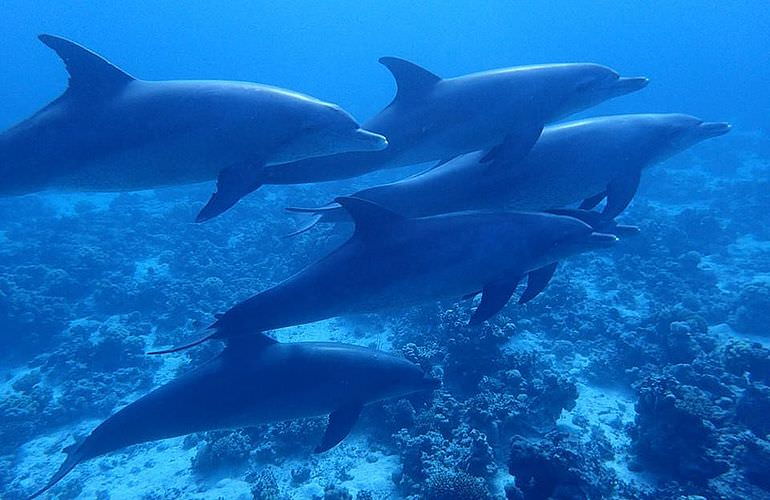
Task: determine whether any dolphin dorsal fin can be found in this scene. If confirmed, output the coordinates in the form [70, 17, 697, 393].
[38, 34, 135, 99]
[335, 196, 405, 239]
[379, 57, 441, 104]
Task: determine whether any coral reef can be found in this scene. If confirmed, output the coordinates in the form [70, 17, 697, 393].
[730, 282, 770, 335]
[192, 430, 253, 473]
[425, 470, 490, 500]
[1, 130, 768, 499]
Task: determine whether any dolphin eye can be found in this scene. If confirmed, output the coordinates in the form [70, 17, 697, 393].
[300, 122, 319, 133]
[667, 127, 684, 140]
[575, 78, 596, 92]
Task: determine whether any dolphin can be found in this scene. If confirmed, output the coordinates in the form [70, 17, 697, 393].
[287, 114, 731, 234]
[0, 35, 387, 221]
[28, 334, 439, 498]
[150, 198, 619, 354]
[250, 58, 649, 187]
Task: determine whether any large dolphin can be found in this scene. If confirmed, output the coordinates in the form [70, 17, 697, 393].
[0, 35, 387, 221]
[29, 334, 439, 498]
[151, 198, 620, 354]
[287, 114, 731, 234]
[251, 59, 649, 187]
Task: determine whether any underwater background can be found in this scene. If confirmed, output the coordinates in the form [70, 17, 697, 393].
[1, 1, 769, 499]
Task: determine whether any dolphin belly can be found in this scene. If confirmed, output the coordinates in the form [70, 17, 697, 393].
[49, 134, 236, 191]
[79, 361, 336, 462]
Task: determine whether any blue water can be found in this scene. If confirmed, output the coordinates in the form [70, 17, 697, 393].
[1, 1, 769, 499]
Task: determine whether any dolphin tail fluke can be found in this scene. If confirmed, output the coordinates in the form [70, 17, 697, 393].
[285, 203, 343, 215]
[146, 330, 217, 355]
[286, 206, 325, 214]
[284, 203, 347, 237]
[283, 213, 324, 238]
[29, 443, 84, 499]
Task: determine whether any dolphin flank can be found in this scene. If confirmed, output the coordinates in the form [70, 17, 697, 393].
[152, 198, 620, 353]
[28, 334, 439, 498]
[0, 35, 387, 221]
[287, 113, 731, 234]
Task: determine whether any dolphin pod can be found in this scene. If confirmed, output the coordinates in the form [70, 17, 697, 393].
[0, 35, 387, 222]
[0, 37, 648, 220]
[285, 113, 732, 235]
[13, 34, 733, 498]
[29, 334, 440, 498]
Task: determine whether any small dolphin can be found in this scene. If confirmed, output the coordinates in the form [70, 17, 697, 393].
[0, 35, 387, 221]
[287, 114, 731, 234]
[152, 198, 619, 353]
[254, 58, 649, 186]
[29, 334, 438, 498]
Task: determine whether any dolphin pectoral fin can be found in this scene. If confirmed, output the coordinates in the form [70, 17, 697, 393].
[285, 204, 341, 214]
[547, 208, 606, 229]
[146, 330, 218, 355]
[603, 171, 641, 219]
[579, 191, 607, 210]
[283, 214, 324, 238]
[546, 208, 641, 238]
[469, 277, 522, 325]
[479, 126, 544, 170]
[613, 224, 641, 237]
[379, 57, 441, 104]
[518, 263, 558, 304]
[28, 441, 85, 499]
[462, 290, 481, 301]
[315, 401, 363, 453]
[38, 34, 134, 99]
[196, 163, 264, 222]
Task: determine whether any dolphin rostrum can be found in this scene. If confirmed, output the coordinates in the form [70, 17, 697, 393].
[152, 198, 620, 354]
[287, 114, 731, 234]
[29, 334, 439, 498]
[0, 35, 387, 221]
[250, 59, 649, 188]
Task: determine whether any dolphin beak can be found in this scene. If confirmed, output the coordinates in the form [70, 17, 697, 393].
[589, 232, 620, 248]
[614, 76, 649, 95]
[699, 121, 731, 138]
[352, 128, 389, 151]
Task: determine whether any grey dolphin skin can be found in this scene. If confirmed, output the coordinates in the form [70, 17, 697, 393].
[151, 197, 619, 354]
[0, 35, 387, 221]
[255, 59, 649, 186]
[29, 334, 439, 498]
[287, 114, 731, 234]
